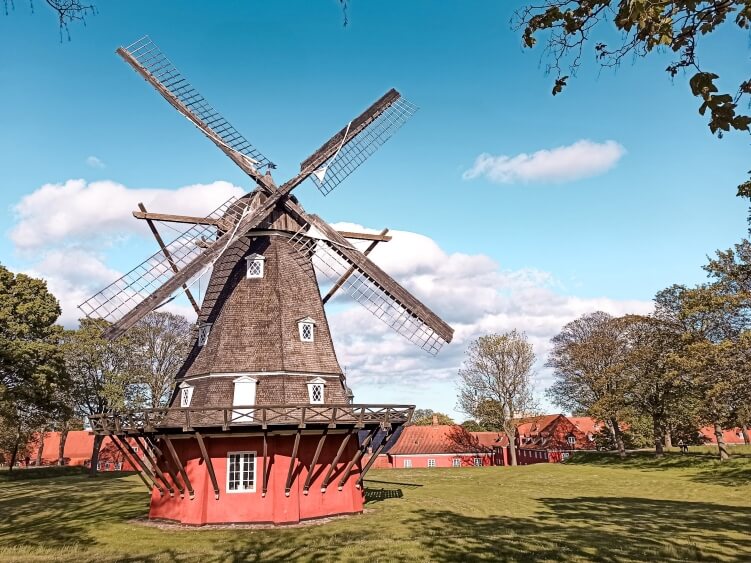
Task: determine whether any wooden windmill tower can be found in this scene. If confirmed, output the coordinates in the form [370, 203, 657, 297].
[81, 37, 453, 525]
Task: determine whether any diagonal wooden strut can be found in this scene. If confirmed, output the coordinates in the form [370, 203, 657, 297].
[323, 228, 389, 304]
[262, 429, 270, 498]
[195, 432, 220, 500]
[115, 435, 165, 496]
[320, 428, 354, 493]
[138, 203, 200, 316]
[285, 429, 302, 497]
[109, 435, 153, 491]
[133, 435, 175, 497]
[163, 436, 195, 499]
[146, 436, 184, 498]
[133, 210, 227, 229]
[356, 426, 395, 489]
[338, 427, 379, 491]
[303, 429, 329, 495]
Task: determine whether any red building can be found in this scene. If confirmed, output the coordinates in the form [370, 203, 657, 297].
[699, 426, 750, 446]
[15, 431, 142, 471]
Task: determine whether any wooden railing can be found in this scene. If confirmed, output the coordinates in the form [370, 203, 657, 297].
[89, 404, 414, 435]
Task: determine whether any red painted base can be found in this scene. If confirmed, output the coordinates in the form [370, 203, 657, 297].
[148, 434, 364, 525]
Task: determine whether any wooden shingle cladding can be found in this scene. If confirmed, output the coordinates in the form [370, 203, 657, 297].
[179, 234, 343, 379]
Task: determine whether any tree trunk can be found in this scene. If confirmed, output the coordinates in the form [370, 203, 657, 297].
[58, 424, 69, 466]
[35, 429, 45, 466]
[609, 417, 626, 457]
[506, 431, 518, 466]
[741, 424, 750, 446]
[714, 422, 730, 461]
[664, 429, 672, 449]
[653, 415, 664, 457]
[8, 427, 21, 472]
[89, 433, 104, 476]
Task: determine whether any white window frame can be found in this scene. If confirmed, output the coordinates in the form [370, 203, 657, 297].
[198, 323, 212, 347]
[567, 435, 576, 447]
[452, 458, 461, 468]
[403, 459, 412, 468]
[231, 375, 258, 422]
[114, 462, 122, 471]
[245, 253, 266, 279]
[307, 377, 326, 404]
[298, 317, 316, 342]
[226, 451, 256, 493]
[427, 458, 436, 468]
[473, 457, 482, 467]
[179, 382, 194, 408]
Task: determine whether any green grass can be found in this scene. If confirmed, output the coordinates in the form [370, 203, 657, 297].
[1, 452, 749, 562]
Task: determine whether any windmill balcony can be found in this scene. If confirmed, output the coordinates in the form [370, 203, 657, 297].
[89, 404, 414, 435]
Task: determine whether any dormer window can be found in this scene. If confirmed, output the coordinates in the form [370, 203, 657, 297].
[307, 377, 326, 404]
[232, 375, 258, 422]
[298, 317, 316, 342]
[179, 382, 194, 408]
[198, 323, 212, 347]
[245, 253, 265, 279]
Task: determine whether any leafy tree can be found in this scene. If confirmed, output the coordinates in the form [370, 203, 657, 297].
[128, 312, 192, 409]
[412, 410, 456, 426]
[515, 1, 751, 140]
[0, 265, 65, 470]
[461, 419, 487, 432]
[62, 318, 137, 474]
[457, 330, 538, 466]
[547, 312, 631, 456]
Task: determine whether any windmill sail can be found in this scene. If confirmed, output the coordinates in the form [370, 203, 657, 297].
[300, 90, 417, 196]
[117, 36, 273, 178]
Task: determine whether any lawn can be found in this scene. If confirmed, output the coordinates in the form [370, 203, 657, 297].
[1, 452, 749, 562]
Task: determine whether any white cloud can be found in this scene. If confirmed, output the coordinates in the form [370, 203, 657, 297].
[86, 156, 106, 169]
[11, 179, 245, 250]
[463, 139, 626, 184]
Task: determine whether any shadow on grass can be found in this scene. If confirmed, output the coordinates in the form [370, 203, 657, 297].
[364, 487, 404, 503]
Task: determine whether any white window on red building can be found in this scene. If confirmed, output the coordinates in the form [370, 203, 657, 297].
[403, 459, 412, 468]
[227, 451, 256, 493]
[567, 435, 576, 447]
[473, 457, 482, 467]
[427, 458, 436, 468]
[452, 458, 461, 467]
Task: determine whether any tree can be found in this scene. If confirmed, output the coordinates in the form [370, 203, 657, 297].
[515, 1, 751, 141]
[547, 312, 631, 456]
[129, 312, 192, 409]
[0, 265, 65, 471]
[62, 318, 137, 474]
[457, 330, 538, 466]
[3, 1, 96, 40]
[412, 411, 455, 426]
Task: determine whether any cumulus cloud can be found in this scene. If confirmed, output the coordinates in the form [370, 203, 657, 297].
[85, 156, 106, 169]
[463, 139, 626, 184]
[327, 223, 652, 392]
[11, 179, 245, 249]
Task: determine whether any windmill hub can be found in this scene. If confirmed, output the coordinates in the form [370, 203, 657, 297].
[81, 36, 453, 525]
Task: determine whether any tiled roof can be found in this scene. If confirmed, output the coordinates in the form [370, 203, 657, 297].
[568, 417, 602, 436]
[472, 432, 509, 448]
[516, 414, 563, 437]
[388, 425, 495, 455]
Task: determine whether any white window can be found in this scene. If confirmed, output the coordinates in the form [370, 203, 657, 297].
[403, 459, 412, 468]
[567, 436, 576, 446]
[427, 459, 436, 468]
[132, 446, 139, 454]
[245, 253, 265, 279]
[473, 457, 482, 467]
[226, 451, 256, 493]
[306, 377, 326, 404]
[114, 462, 122, 471]
[298, 317, 316, 342]
[179, 382, 194, 408]
[452, 458, 461, 467]
[104, 462, 111, 471]
[232, 375, 257, 422]
[198, 323, 212, 347]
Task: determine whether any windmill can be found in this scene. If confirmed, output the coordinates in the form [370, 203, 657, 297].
[82, 37, 453, 526]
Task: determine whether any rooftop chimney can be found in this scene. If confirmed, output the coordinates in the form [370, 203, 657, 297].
[432, 414, 439, 426]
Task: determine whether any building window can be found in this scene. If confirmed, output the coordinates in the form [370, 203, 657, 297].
[198, 323, 212, 347]
[473, 457, 482, 467]
[298, 317, 316, 342]
[132, 446, 139, 454]
[306, 377, 326, 404]
[179, 383, 194, 408]
[452, 458, 461, 468]
[232, 376, 257, 422]
[104, 462, 111, 471]
[245, 253, 265, 279]
[403, 459, 412, 468]
[567, 435, 576, 447]
[114, 462, 122, 471]
[227, 451, 256, 493]
[428, 459, 436, 468]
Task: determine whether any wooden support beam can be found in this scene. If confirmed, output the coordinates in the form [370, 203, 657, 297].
[320, 428, 354, 493]
[262, 430, 269, 498]
[303, 429, 329, 495]
[356, 427, 395, 489]
[323, 228, 388, 305]
[337, 230, 392, 243]
[115, 435, 165, 496]
[285, 430, 302, 497]
[133, 210, 226, 228]
[133, 435, 175, 497]
[195, 432, 220, 500]
[109, 435, 153, 492]
[147, 436, 184, 498]
[163, 436, 195, 499]
[337, 427, 379, 491]
[137, 203, 200, 316]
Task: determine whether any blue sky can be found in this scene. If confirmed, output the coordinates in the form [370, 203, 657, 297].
[1, 1, 749, 419]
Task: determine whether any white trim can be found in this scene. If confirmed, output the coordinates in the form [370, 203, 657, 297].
[182, 371, 341, 381]
[226, 450, 257, 493]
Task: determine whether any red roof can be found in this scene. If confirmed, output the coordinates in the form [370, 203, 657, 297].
[388, 425, 495, 455]
[472, 432, 509, 448]
[699, 426, 748, 445]
[516, 414, 562, 438]
[568, 417, 602, 436]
